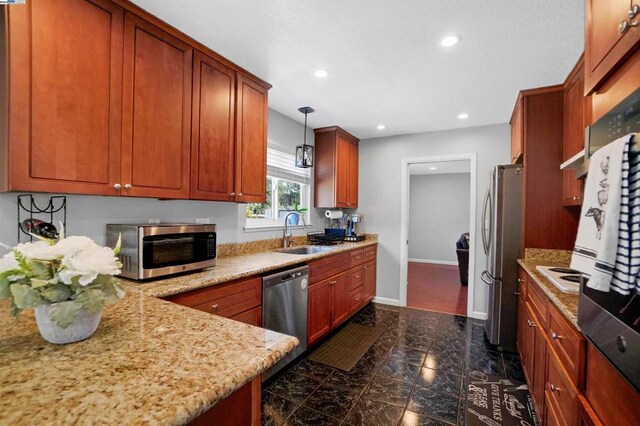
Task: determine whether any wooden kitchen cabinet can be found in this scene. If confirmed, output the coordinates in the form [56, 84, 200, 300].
[330, 271, 351, 327]
[510, 98, 523, 163]
[562, 56, 588, 207]
[516, 271, 528, 362]
[362, 260, 377, 303]
[234, 75, 269, 203]
[121, 12, 192, 199]
[314, 127, 359, 208]
[546, 346, 579, 426]
[585, 0, 640, 94]
[308, 279, 333, 345]
[523, 303, 547, 417]
[2, 0, 125, 195]
[190, 51, 237, 202]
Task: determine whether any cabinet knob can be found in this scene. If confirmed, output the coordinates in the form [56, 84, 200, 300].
[237, 193, 243, 197]
[551, 332, 563, 340]
[113, 183, 122, 190]
[527, 319, 535, 327]
[330, 280, 337, 285]
[230, 192, 236, 197]
[550, 383, 560, 393]
[124, 184, 132, 190]
[514, 291, 521, 296]
[210, 304, 219, 312]
[619, 19, 635, 34]
[628, 4, 640, 18]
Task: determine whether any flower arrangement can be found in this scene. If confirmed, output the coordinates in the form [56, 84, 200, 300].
[0, 231, 124, 331]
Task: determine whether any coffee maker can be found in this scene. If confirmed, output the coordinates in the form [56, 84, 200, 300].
[344, 213, 365, 242]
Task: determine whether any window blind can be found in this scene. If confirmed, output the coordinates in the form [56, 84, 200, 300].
[266, 147, 311, 184]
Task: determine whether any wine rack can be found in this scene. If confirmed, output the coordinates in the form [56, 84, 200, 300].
[17, 194, 67, 243]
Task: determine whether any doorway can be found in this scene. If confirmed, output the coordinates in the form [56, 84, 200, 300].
[399, 154, 477, 317]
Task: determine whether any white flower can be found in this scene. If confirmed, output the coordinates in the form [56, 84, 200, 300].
[53, 236, 98, 257]
[58, 246, 121, 286]
[0, 252, 19, 274]
[14, 241, 59, 261]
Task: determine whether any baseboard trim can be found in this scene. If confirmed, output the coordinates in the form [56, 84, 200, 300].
[408, 258, 458, 266]
[469, 311, 488, 320]
[372, 297, 402, 306]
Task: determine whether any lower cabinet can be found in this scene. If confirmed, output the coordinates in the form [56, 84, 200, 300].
[164, 276, 263, 426]
[307, 245, 377, 346]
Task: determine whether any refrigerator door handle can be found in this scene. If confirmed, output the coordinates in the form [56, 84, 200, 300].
[481, 270, 501, 286]
[481, 189, 492, 255]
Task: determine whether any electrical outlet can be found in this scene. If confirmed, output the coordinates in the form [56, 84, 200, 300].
[195, 218, 210, 224]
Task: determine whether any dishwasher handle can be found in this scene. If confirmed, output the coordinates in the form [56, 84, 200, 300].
[262, 265, 309, 289]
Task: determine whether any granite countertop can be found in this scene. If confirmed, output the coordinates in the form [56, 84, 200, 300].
[517, 249, 580, 329]
[135, 239, 378, 298]
[0, 289, 298, 425]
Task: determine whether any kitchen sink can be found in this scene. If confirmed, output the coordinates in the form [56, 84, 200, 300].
[275, 246, 335, 255]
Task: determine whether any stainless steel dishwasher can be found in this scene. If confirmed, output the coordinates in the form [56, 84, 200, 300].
[262, 265, 309, 381]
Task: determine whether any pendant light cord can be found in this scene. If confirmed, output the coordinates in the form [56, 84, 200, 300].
[303, 112, 308, 147]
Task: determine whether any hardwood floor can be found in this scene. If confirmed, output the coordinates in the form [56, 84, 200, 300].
[407, 262, 468, 316]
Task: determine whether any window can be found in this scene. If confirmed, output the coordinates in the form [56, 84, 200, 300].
[245, 148, 311, 228]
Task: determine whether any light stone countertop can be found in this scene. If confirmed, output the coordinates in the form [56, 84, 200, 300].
[0, 238, 378, 425]
[517, 248, 580, 329]
[133, 239, 378, 298]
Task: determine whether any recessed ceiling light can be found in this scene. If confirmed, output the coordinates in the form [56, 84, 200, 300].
[314, 69, 329, 78]
[377, 124, 386, 130]
[458, 113, 469, 119]
[430, 167, 438, 170]
[441, 35, 461, 47]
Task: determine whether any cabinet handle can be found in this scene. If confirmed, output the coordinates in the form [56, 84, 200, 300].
[124, 184, 132, 190]
[113, 183, 122, 190]
[628, 4, 640, 18]
[550, 383, 560, 393]
[330, 280, 337, 285]
[515, 291, 521, 296]
[230, 192, 236, 197]
[527, 320, 535, 327]
[618, 19, 637, 33]
[551, 332, 563, 340]
[210, 304, 219, 312]
[238, 193, 243, 197]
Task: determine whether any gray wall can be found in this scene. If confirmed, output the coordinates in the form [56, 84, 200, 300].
[358, 123, 510, 318]
[408, 173, 470, 263]
[0, 108, 325, 250]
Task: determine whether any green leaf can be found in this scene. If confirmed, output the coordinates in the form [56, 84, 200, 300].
[75, 288, 106, 313]
[49, 301, 82, 328]
[30, 278, 50, 288]
[0, 276, 10, 299]
[11, 301, 22, 318]
[30, 261, 52, 280]
[10, 283, 45, 309]
[40, 284, 72, 303]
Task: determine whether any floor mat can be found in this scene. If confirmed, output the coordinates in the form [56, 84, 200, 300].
[307, 323, 386, 371]
[465, 370, 539, 426]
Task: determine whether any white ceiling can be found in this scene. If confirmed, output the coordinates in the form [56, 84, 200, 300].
[130, 0, 584, 140]
[410, 160, 470, 175]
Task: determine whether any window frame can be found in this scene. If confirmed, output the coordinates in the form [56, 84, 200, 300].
[244, 175, 311, 229]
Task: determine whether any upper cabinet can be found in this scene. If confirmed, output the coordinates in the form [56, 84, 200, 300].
[510, 98, 524, 164]
[121, 13, 193, 199]
[562, 56, 588, 207]
[314, 127, 359, 209]
[3, 0, 124, 195]
[585, 0, 640, 94]
[1, 0, 270, 202]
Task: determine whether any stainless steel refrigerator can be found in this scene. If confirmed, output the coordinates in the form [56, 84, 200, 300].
[481, 164, 523, 352]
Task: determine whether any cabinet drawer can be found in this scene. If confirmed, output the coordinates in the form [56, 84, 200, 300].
[518, 268, 528, 299]
[545, 390, 564, 426]
[350, 267, 363, 289]
[165, 276, 261, 319]
[527, 281, 548, 330]
[309, 252, 350, 284]
[363, 245, 377, 262]
[348, 286, 363, 314]
[349, 249, 364, 268]
[230, 307, 262, 327]
[548, 302, 585, 388]
[547, 349, 578, 426]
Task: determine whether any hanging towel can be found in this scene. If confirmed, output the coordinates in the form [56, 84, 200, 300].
[610, 134, 640, 295]
[571, 134, 630, 292]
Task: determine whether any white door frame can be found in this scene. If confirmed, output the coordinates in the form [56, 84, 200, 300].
[399, 153, 478, 317]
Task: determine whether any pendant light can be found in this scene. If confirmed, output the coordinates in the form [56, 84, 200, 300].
[295, 106, 315, 168]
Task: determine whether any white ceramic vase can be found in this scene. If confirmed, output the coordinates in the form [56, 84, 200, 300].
[34, 304, 103, 344]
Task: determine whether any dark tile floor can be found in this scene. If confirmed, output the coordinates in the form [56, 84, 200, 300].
[262, 304, 526, 426]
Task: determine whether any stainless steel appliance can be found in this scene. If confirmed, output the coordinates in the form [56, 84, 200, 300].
[262, 265, 309, 381]
[578, 90, 640, 392]
[106, 224, 216, 280]
[481, 164, 523, 352]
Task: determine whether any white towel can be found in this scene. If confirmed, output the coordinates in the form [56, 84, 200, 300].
[571, 134, 630, 292]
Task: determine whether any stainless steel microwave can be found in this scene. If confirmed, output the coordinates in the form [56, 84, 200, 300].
[106, 224, 216, 280]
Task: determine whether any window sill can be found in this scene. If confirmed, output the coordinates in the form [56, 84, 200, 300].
[243, 224, 315, 233]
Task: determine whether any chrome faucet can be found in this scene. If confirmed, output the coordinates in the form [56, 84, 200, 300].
[283, 212, 307, 248]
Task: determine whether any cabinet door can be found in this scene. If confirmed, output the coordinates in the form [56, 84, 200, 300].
[308, 280, 333, 345]
[585, 0, 639, 93]
[335, 135, 350, 207]
[563, 61, 586, 206]
[235, 75, 268, 203]
[122, 13, 192, 199]
[347, 140, 359, 208]
[532, 308, 547, 417]
[510, 99, 523, 163]
[231, 307, 262, 327]
[523, 304, 537, 395]
[191, 52, 236, 201]
[363, 260, 376, 302]
[331, 271, 350, 326]
[517, 285, 527, 362]
[7, 0, 123, 195]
